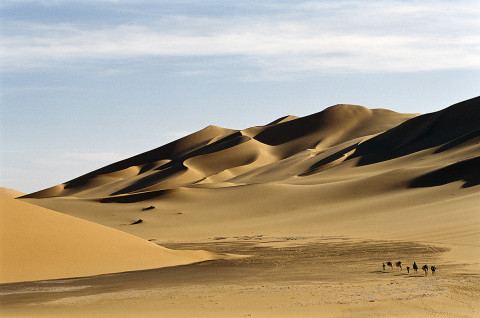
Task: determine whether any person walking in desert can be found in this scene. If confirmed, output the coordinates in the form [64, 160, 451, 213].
[422, 264, 428, 276]
[413, 262, 418, 274]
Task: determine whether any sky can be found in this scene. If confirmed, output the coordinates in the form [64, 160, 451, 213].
[1, 0, 479, 194]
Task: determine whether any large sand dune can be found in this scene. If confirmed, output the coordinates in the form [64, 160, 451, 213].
[23, 104, 417, 199]
[4, 97, 479, 317]
[0, 195, 219, 284]
[20, 97, 479, 246]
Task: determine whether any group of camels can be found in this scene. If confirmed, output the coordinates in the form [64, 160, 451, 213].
[383, 261, 436, 276]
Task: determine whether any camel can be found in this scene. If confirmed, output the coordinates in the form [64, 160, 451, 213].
[395, 261, 402, 271]
[422, 264, 428, 276]
[413, 262, 418, 274]
[386, 261, 393, 270]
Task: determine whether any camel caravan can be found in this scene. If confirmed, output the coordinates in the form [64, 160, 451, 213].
[382, 261, 436, 276]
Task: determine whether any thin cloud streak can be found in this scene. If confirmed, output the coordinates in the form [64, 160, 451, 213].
[1, 0, 480, 75]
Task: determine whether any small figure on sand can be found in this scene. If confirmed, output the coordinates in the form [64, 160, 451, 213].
[386, 261, 393, 270]
[406, 266, 410, 274]
[395, 261, 402, 271]
[383, 263, 386, 271]
[413, 262, 418, 274]
[422, 264, 428, 276]
[431, 266, 436, 276]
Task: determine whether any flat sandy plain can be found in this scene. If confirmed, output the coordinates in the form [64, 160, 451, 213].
[2, 97, 479, 317]
[2, 237, 479, 317]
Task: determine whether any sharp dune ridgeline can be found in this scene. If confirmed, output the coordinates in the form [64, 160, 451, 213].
[20, 97, 479, 244]
[22, 103, 419, 199]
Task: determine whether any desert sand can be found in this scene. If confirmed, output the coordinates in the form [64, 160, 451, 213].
[1, 97, 479, 317]
[0, 195, 222, 284]
[0, 187, 25, 198]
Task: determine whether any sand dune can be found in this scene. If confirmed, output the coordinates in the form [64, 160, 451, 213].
[6, 97, 480, 317]
[23, 104, 417, 199]
[0, 187, 25, 198]
[350, 96, 480, 165]
[19, 98, 479, 247]
[0, 195, 220, 284]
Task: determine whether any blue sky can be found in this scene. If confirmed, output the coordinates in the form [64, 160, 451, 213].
[1, 0, 479, 193]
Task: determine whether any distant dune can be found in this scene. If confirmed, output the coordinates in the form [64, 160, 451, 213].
[0, 195, 220, 284]
[22, 104, 418, 199]
[17, 96, 480, 261]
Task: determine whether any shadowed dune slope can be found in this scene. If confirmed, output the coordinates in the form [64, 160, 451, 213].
[18, 97, 480, 245]
[22, 104, 417, 199]
[22, 125, 237, 198]
[0, 195, 218, 284]
[349, 96, 480, 165]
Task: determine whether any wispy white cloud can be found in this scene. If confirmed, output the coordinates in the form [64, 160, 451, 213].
[1, 0, 479, 76]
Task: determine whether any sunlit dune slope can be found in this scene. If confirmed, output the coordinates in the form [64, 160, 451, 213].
[0, 187, 25, 198]
[20, 97, 480, 245]
[0, 195, 218, 284]
[22, 104, 416, 199]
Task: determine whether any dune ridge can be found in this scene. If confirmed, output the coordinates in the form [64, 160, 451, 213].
[350, 96, 480, 166]
[22, 104, 417, 199]
[0, 187, 25, 198]
[19, 97, 480, 245]
[4, 97, 480, 318]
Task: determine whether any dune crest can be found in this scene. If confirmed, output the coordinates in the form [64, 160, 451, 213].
[18, 97, 480, 246]
[0, 187, 25, 198]
[22, 104, 418, 199]
[349, 96, 480, 166]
